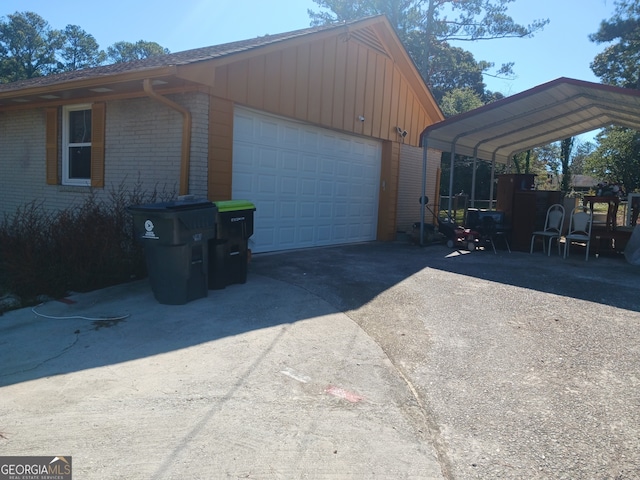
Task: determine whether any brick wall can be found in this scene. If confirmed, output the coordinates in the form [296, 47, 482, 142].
[0, 92, 210, 218]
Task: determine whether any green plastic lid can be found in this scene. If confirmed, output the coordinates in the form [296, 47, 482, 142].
[214, 200, 256, 212]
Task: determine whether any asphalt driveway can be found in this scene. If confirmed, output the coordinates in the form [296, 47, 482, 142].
[1, 241, 639, 479]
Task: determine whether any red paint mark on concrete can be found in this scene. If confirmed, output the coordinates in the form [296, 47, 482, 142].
[325, 385, 363, 403]
[56, 297, 77, 304]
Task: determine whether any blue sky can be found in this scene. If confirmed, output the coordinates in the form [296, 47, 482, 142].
[2, 0, 616, 97]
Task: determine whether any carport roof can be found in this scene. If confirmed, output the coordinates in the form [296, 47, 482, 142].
[420, 77, 640, 164]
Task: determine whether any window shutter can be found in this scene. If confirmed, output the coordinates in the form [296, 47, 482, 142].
[91, 102, 106, 188]
[45, 107, 58, 185]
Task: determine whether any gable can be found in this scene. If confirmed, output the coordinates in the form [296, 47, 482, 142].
[205, 23, 441, 147]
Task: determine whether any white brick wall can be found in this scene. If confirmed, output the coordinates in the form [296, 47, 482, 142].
[0, 92, 210, 218]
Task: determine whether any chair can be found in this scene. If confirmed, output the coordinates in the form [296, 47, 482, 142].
[530, 204, 565, 256]
[563, 206, 593, 261]
[480, 216, 511, 254]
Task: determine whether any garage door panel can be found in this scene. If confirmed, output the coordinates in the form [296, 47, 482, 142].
[281, 151, 298, 171]
[279, 202, 296, 219]
[300, 178, 316, 196]
[302, 156, 318, 173]
[299, 202, 316, 219]
[233, 108, 380, 253]
[302, 130, 319, 149]
[280, 176, 298, 195]
[259, 119, 279, 142]
[258, 175, 277, 194]
[283, 126, 299, 146]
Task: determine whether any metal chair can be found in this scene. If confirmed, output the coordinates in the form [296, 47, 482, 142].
[563, 206, 593, 261]
[480, 216, 511, 254]
[530, 203, 565, 256]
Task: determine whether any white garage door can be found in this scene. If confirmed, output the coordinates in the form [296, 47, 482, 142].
[233, 108, 382, 253]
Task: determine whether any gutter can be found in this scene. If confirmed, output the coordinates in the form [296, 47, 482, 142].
[142, 78, 191, 195]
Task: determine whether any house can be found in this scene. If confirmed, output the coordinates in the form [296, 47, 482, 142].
[0, 16, 444, 253]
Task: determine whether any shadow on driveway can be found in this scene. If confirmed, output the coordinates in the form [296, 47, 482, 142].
[1, 241, 638, 388]
[252, 241, 640, 314]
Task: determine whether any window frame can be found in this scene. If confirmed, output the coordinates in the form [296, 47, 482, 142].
[62, 103, 92, 186]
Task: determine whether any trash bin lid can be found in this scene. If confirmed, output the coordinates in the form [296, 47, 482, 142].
[214, 200, 256, 212]
[128, 198, 214, 212]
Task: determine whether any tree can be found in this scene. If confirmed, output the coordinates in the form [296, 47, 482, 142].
[512, 150, 531, 174]
[0, 11, 63, 82]
[588, 1, 640, 193]
[570, 140, 596, 176]
[585, 127, 640, 192]
[589, 0, 640, 89]
[58, 25, 106, 72]
[511, 148, 551, 183]
[107, 40, 169, 63]
[560, 137, 574, 192]
[439, 87, 484, 117]
[308, 0, 548, 100]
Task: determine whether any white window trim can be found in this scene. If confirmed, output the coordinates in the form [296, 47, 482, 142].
[62, 103, 92, 186]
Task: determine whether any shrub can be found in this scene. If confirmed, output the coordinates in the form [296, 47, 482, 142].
[0, 181, 175, 303]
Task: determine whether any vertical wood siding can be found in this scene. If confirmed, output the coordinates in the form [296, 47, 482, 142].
[90, 102, 106, 188]
[208, 96, 234, 200]
[210, 31, 438, 147]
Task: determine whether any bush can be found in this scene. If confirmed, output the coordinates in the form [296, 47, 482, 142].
[0, 181, 175, 303]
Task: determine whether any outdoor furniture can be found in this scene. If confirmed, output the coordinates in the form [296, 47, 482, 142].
[583, 195, 633, 254]
[564, 206, 593, 261]
[479, 215, 511, 254]
[529, 203, 565, 256]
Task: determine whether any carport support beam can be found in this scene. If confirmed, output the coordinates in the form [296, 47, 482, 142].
[471, 156, 478, 208]
[420, 138, 428, 246]
[489, 156, 496, 210]
[448, 145, 456, 218]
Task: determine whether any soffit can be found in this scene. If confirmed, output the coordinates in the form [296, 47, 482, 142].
[421, 77, 640, 164]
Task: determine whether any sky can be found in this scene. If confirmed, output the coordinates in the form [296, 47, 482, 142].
[1, 0, 618, 98]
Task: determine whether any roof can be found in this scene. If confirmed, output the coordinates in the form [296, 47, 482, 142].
[0, 15, 440, 118]
[0, 22, 341, 94]
[420, 77, 640, 164]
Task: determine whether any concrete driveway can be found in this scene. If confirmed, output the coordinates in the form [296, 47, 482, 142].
[1, 241, 639, 479]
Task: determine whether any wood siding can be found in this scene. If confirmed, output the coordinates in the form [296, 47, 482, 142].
[208, 96, 234, 200]
[377, 140, 401, 241]
[210, 31, 437, 147]
[90, 102, 106, 188]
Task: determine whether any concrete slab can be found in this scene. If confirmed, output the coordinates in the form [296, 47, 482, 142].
[253, 242, 640, 480]
[1, 241, 639, 479]
[0, 270, 442, 479]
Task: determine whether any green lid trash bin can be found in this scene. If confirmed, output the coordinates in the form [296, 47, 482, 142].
[128, 197, 217, 305]
[209, 200, 256, 290]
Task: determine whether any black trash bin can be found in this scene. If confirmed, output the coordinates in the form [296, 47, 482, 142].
[209, 200, 256, 290]
[128, 197, 217, 305]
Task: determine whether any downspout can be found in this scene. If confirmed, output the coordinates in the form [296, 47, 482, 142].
[143, 78, 191, 195]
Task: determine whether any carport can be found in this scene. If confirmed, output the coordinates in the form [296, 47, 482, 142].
[418, 77, 640, 243]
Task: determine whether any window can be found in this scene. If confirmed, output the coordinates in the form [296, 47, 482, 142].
[46, 102, 105, 188]
[62, 104, 92, 186]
